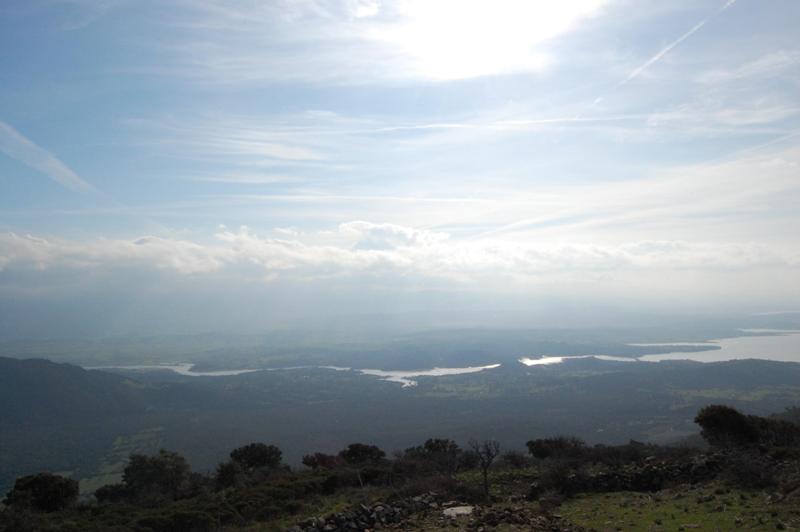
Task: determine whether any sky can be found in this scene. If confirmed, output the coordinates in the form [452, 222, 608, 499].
[0, 0, 799, 336]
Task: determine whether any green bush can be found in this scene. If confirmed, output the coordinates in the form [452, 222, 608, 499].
[3, 472, 78, 513]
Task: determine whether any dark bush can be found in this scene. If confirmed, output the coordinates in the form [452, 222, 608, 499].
[214, 460, 244, 490]
[137, 510, 216, 532]
[459, 450, 480, 470]
[695, 405, 759, 447]
[402, 439, 462, 475]
[751, 416, 800, 447]
[3, 472, 79, 512]
[498, 449, 531, 469]
[321, 473, 339, 494]
[338, 443, 385, 465]
[123, 449, 191, 503]
[526, 436, 586, 460]
[588, 441, 652, 467]
[535, 459, 587, 495]
[722, 451, 778, 489]
[230, 443, 283, 470]
[94, 483, 131, 504]
[302, 452, 342, 470]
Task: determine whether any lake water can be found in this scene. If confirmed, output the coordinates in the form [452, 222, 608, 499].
[87, 362, 503, 386]
[358, 364, 502, 387]
[520, 331, 800, 366]
[637, 332, 800, 363]
[519, 355, 635, 366]
[86, 363, 260, 377]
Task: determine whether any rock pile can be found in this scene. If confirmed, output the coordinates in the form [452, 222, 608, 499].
[530, 454, 722, 498]
[285, 492, 440, 531]
[287, 494, 587, 532]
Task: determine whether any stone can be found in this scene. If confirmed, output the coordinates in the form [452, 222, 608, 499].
[443, 506, 474, 518]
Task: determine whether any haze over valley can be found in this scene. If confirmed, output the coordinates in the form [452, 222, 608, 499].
[1, 1, 799, 530]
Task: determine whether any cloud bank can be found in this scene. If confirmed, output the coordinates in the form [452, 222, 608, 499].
[2, 223, 796, 286]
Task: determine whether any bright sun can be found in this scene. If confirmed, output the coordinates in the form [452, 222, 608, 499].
[372, 0, 607, 80]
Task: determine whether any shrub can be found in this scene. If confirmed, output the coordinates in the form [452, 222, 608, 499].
[526, 436, 586, 460]
[338, 443, 385, 465]
[722, 451, 777, 489]
[459, 450, 480, 470]
[302, 452, 342, 470]
[695, 405, 759, 447]
[137, 510, 216, 532]
[214, 460, 244, 490]
[535, 459, 587, 495]
[402, 438, 462, 476]
[94, 483, 131, 504]
[498, 449, 530, 469]
[3, 472, 79, 512]
[230, 443, 283, 470]
[123, 449, 191, 503]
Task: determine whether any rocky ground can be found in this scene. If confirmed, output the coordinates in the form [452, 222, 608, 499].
[284, 491, 585, 531]
[282, 449, 800, 532]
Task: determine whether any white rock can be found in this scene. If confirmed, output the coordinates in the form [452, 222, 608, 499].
[443, 506, 473, 518]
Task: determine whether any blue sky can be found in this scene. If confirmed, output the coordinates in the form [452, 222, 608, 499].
[0, 0, 799, 335]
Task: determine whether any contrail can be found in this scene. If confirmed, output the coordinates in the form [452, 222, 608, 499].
[590, 0, 738, 107]
[0, 120, 176, 234]
[621, 0, 737, 87]
[620, 20, 707, 87]
[0, 121, 94, 192]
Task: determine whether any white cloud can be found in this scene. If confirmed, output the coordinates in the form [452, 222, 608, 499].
[347, 0, 380, 19]
[647, 100, 799, 128]
[0, 232, 225, 274]
[130, 115, 329, 171]
[159, 0, 609, 83]
[182, 172, 302, 185]
[699, 50, 800, 84]
[1, 225, 796, 289]
[340, 221, 449, 250]
[0, 121, 93, 192]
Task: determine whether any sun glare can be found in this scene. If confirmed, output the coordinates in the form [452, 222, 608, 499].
[375, 0, 607, 80]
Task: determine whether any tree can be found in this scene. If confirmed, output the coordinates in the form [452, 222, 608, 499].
[526, 436, 586, 459]
[404, 438, 462, 476]
[459, 449, 481, 470]
[94, 483, 130, 503]
[338, 443, 385, 465]
[498, 449, 529, 469]
[695, 405, 759, 447]
[214, 460, 243, 490]
[469, 439, 500, 501]
[3, 472, 78, 512]
[123, 449, 190, 501]
[695, 404, 800, 448]
[302, 452, 342, 470]
[230, 443, 283, 470]
[338, 443, 385, 487]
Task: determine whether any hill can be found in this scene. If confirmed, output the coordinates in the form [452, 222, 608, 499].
[1, 405, 799, 531]
[0, 357, 226, 495]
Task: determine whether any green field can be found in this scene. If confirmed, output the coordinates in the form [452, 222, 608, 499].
[561, 482, 800, 531]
